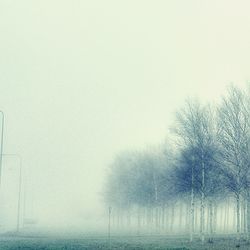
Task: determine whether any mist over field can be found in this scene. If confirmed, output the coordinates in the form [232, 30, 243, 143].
[1, 0, 250, 249]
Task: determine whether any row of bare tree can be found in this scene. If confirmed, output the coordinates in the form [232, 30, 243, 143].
[104, 85, 250, 243]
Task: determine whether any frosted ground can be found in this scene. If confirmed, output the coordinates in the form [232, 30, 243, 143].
[0, 233, 249, 250]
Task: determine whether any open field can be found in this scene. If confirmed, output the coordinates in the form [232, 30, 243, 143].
[0, 234, 249, 250]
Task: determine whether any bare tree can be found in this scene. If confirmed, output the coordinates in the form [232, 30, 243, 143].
[217, 85, 250, 240]
[104, 147, 173, 233]
[173, 99, 216, 243]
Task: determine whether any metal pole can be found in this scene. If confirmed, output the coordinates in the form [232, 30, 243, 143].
[3, 154, 22, 232]
[22, 174, 26, 229]
[17, 157, 22, 233]
[0, 111, 4, 186]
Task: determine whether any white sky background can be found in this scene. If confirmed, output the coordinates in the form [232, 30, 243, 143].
[0, 0, 250, 228]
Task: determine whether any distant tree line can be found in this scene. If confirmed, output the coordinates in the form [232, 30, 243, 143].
[104, 85, 250, 243]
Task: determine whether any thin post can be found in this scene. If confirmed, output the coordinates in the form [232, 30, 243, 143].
[3, 154, 22, 232]
[16, 157, 22, 232]
[0, 111, 4, 186]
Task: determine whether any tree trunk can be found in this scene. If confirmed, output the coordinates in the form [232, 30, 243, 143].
[185, 203, 189, 233]
[209, 201, 213, 242]
[200, 160, 205, 244]
[179, 202, 183, 231]
[148, 207, 153, 234]
[146, 207, 150, 227]
[157, 207, 161, 229]
[137, 206, 141, 236]
[224, 199, 228, 233]
[165, 206, 169, 233]
[195, 204, 198, 232]
[155, 207, 159, 230]
[233, 203, 236, 232]
[170, 205, 175, 232]
[236, 193, 241, 240]
[127, 208, 131, 228]
[241, 200, 244, 235]
[142, 208, 146, 227]
[247, 199, 250, 236]
[245, 199, 248, 234]
[244, 199, 248, 238]
[207, 206, 209, 232]
[120, 210, 123, 229]
[112, 208, 115, 227]
[226, 200, 230, 232]
[190, 166, 195, 242]
[117, 209, 120, 229]
[243, 198, 248, 238]
[213, 203, 217, 233]
[200, 198, 205, 243]
[161, 205, 165, 230]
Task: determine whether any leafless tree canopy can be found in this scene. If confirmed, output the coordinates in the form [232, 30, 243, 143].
[104, 84, 250, 242]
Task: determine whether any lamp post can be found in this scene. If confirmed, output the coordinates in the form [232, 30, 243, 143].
[0, 111, 4, 186]
[3, 154, 22, 232]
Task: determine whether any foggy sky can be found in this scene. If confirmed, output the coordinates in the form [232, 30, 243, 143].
[0, 0, 249, 227]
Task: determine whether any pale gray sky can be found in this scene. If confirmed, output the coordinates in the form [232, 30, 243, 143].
[0, 0, 249, 227]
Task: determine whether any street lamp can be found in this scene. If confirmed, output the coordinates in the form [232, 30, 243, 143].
[0, 111, 4, 186]
[2, 154, 22, 232]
